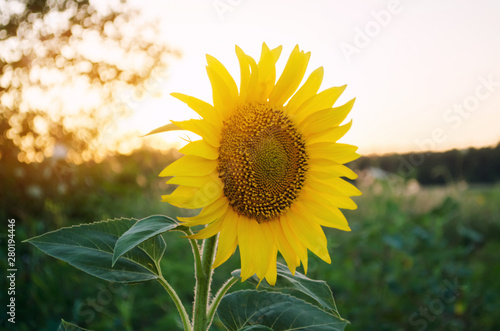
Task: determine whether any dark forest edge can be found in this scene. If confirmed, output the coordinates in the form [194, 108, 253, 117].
[351, 142, 500, 185]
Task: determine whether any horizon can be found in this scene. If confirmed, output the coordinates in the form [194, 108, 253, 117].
[70, 138, 500, 161]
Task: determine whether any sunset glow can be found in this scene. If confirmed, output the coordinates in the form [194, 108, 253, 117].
[131, 0, 500, 156]
[5, 0, 500, 163]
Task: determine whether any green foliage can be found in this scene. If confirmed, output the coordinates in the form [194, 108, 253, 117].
[0, 150, 182, 330]
[113, 215, 184, 265]
[26, 218, 165, 283]
[218, 290, 347, 331]
[238, 326, 273, 331]
[29, 212, 351, 330]
[319, 180, 500, 330]
[3, 149, 500, 330]
[222, 263, 348, 330]
[57, 319, 90, 331]
[232, 263, 344, 320]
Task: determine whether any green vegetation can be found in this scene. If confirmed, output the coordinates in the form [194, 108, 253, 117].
[1, 149, 499, 330]
[354, 143, 500, 185]
[326, 179, 500, 330]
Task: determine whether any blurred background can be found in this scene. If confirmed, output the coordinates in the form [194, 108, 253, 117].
[1, 0, 499, 330]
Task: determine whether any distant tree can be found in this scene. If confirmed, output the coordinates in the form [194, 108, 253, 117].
[351, 142, 500, 185]
[0, 0, 179, 163]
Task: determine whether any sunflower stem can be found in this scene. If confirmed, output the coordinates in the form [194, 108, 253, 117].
[183, 228, 203, 279]
[192, 235, 217, 331]
[206, 276, 239, 327]
[157, 275, 192, 331]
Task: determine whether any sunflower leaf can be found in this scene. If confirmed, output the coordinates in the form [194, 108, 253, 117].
[239, 326, 274, 331]
[57, 319, 92, 331]
[231, 263, 346, 320]
[113, 215, 185, 265]
[26, 218, 163, 283]
[217, 290, 348, 331]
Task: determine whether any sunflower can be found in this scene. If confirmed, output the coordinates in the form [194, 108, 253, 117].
[160, 43, 361, 285]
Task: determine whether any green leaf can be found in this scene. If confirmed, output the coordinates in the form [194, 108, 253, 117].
[232, 263, 345, 320]
[57, 319, 91, 331]
[217, 290, 348, 331]
[26, 218, 164, 283]
[113, 215, 183, 266]
[239, 326, 274, 331]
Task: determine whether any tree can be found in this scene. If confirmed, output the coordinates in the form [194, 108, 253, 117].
[0, 0, 179, 163]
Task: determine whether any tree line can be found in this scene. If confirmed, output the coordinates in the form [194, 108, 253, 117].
[352, 142, 500, 185]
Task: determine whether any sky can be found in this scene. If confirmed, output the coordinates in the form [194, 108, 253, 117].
[113, 0, 500, 155]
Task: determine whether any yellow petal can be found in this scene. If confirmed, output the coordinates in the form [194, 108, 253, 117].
[213, 209, 239, 268]
[245, 54, 259, 103]
[161, 185, 196, 205]
[162, 183, 222, 209]
[306, 173, 361, 196]
[307, 120, 353, 145]
[322, 177, 362, 197]
[160, 155, 216, 177]
[299, 98, 355, 137]
[166, 174, 215, 188]
[286, 67, 324, 114]
[281, 214, 309, 273]
[294, 194, 351, 231]
[259, 43, 282, 63]
[287, 207, 331, 264]
[259, 42, 271, 62]
[308, 143, 359, 164]
[269, 44, 283, 62]
[263, 246, 278, 286]
[256, 53, 275, 102]
[309, 159, 358, 179]
[206, 66, 237, 120]
[269, 45, 311, 106]
[308, 164, 358, 180]
[294, 86, 347, 124]
[238, 217, 259, 281]
[160, 186, 197, 207]
[303, 184, 357, 210]
[188, 179, 224, 209]
[206, 54, 238, 105]
[254, 221, 275, 281]
[178, 196, 229, 226]
[171, 119, 221, 148]
[235, 45, 251, 103]
[179, 139, 218, 160]
[188, 218, 224, 239]
[170, 92, 222, 125]
[255, 43, 281, 102]
[267, 220, 299, 275]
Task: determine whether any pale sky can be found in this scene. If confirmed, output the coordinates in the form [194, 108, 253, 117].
[115, 0, 500, 155]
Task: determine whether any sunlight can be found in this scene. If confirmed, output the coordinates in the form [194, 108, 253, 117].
[129, 0, 500, 157]
[3, 0, 499, 163]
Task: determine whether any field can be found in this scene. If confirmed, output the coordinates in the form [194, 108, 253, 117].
[1, 150, 499, 330]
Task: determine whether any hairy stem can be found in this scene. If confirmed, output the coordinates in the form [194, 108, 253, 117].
[192, 235, 217, 331]
[183, 228, 203, 280]
[157, 275, 192, 331]
[207, 276, 239, 327]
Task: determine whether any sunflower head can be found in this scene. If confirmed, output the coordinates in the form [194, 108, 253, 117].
[218, 102, 308, 222]
[160, 43, 361, 285]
